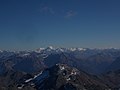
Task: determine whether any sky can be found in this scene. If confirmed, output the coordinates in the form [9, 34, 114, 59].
[0, 0, 120, 50]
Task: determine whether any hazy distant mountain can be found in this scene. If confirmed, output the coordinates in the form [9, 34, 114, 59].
[0, 53, 45, 74]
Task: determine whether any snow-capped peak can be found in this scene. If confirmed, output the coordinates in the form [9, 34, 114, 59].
[36, 48, 45, 53]
[47, 46, 54, 50]
[45, 46, 55, 51]
[55, 47, 67, 52]
[68, 48, 86, 52]
[77, 48, 86, 51]
[69, 48, 77, 51]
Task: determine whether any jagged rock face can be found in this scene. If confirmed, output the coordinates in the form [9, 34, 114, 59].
[32, 64, 108, 90]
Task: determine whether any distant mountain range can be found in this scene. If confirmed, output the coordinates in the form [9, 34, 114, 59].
[0, 47, 120, 89]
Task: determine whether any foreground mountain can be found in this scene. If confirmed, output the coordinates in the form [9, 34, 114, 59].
[9, 64, 109, 90]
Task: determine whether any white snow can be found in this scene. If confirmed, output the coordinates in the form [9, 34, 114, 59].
[17, 84, 24, 89]
[66, 78, 71, 81]
[36, 48, 45, 53]
[34, 71, 43, 79]
[59, 48, 64, 52]
[71, 71, 77, 75]
[22, 53, 30, 56]
[48, 46, 54, 49]
[24, 72, 43, 83]
[63, 72, 66, 76]
[45, 46, 55, 51]
[56, 64, 65, 70]
[68, 48, 87, 52]
[34, 71, 49, 84]
[69, 48, 77, 51]
[30, 83, 35, 86]
[77, 48, 86, 51]
[71, 69, 77, 75]
[25, 78, 33, 83]
[60, 66, 65, 70]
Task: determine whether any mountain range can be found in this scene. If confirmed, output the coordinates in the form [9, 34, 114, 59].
[0, 46, 120, 90]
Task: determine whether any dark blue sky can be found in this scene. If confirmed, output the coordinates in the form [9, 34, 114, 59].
[0, 0, 120, 50]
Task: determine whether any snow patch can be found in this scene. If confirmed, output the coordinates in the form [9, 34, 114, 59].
[24, 72, 43, 83]
[34, 70, 49, 84]
[60, 66, 65, 70]
[69, 48, 77, 51]
[36, 48, 45, 53]
[34, 71, 43, 79]
[77, 48, 86, 51]
[48, 46, 54, 49]
[66, 78, 71, 81]
[17, 84, 24, 89]
[71, 71, 76, 75]
[25, 78, 33, 83]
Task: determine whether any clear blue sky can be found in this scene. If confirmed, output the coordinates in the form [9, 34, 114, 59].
[0, 0, 120, 50]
